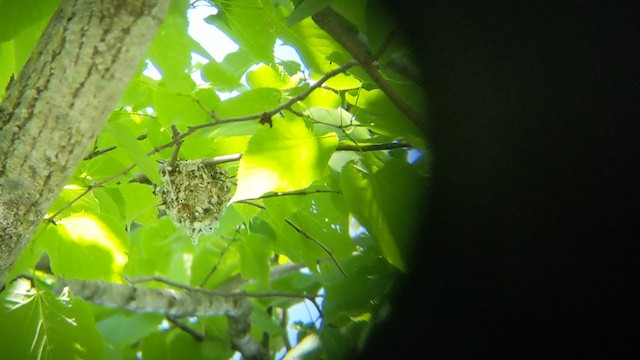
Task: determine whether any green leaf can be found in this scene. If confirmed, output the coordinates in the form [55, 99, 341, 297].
[0, 0, 59, 42]
[147, 0, 210, 88]
[301, 87, 341, 109]
[48, 183, 100, 219]
[238, 220, 273, 286]
[290, 193, 354, 260]
[153, 88, 212, 127]
[277, 13, 349, 74]
[215, 88, 282, 118]
[190, 236, 240, 288]
[324, 72, 362, 91]
[119, 183, 159, 226]
[246, 63, 297, 90]
[201, 59, 243, 91]
[347, 88, 427, 150]
[342, 160, 426, 270]
[231, 115, 339, 202]
[204, 0, 277, 63]
[93, 187, 127, 225]
[140, 331, 169, 360]
[286, 0, 330, 26]
[105, 112, 162, 184]
[124, 217, 192, 282]
[40, 213, 129, 281]
[0, 283, 105, 360]
[97, 313, 163, 350]
[263, 195, 299, 232]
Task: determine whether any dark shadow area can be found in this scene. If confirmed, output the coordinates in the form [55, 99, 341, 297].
[359, 1, 639, 357]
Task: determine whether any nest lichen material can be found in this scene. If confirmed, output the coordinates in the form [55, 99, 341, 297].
[156, 160, 231, 244]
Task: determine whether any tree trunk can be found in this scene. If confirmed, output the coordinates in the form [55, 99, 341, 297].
[0, 0, 170, 287]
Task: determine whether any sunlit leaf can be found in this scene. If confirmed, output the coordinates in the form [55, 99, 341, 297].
[324, 72, 361, 91]
[286, 0, 330, 26]
[105, 113, 162, 184]
[204, 0, 276, 63]
[215, 88, 282, 118]
[238, 218, 274, 286]
[301, 87, 341, 109]
[231, 115, 339, 202]
[119, 183, 159, 226]
[0, 283, 105, 360]
[246, 63, 298, 90]
[40, 213, 129, 281]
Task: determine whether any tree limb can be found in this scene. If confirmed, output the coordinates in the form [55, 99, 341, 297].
[312, 7, 426, 135]
[0, 0, 171, 287]
[60, 278, 269, 360]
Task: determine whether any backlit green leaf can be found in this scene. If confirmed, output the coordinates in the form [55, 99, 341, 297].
[324, 72, 361, 91]
[105, 112, 162, 184]
[0, 282, 105, 360]
[215, 88, 282, 118]
[204, 0, 276, 63]
[119, 183, 159, 226]
[40, 213, 129, 281]
[231, 115, 338, 202]
[341, 160, 426, 271]
[238, 220, 273, 286]
[246, 63, 297, 90]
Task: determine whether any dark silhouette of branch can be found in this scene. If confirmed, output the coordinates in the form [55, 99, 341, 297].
[167, 315, 206, 342]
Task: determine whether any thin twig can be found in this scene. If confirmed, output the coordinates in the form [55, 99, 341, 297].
[83, 132, 147, 160]
[200, 224, 243, 287]
[249, 189, 341, 201]
[83, 145, 117, 160]
[167, 125, 182, 169]
[147, 60, 359, 156]
[280, 308, 292, 351]
[113, 139, 411, 188]
[237, 201, 347, 277]
[127, 275, 323, 300]
[167, 315, 206, 341]
[312, 8, 425, 135]
[44, 164, 136, 223]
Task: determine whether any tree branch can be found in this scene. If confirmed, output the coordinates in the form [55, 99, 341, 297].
[312, 7, 426, 135]
[147, 60, 358, 156]
[60, 278, 268, 360]
[0, 0, 170, 287]
[167, 315, 206, 342]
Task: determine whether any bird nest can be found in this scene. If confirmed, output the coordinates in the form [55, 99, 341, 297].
[156, 160, 232, 244]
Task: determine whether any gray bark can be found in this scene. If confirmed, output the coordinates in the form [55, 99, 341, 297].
[61, 278, 269, 360]
[0, 0, 170, 287]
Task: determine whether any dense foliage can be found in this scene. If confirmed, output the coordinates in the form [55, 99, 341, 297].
[0, 0, 427, 358]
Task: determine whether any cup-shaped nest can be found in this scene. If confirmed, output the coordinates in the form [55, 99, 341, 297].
[156, 160, 231, 244]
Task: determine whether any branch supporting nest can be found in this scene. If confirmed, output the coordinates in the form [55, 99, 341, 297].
[59, 278, 268, 360]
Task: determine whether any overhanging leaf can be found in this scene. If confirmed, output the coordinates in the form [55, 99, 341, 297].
[105, 113, 162, 184]
[230, 116, 338, 202]
[40, 213, 129, 281]
[341, 160, 426, 271]
[0, 283, 105, 360]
